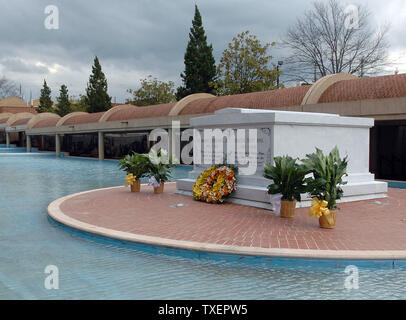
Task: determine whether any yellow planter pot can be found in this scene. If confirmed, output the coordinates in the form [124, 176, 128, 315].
[280, 200, 297, 218]
[154, 182, 165, 194]
[130, 180, 141, 192]
[319, 210, 337, 229]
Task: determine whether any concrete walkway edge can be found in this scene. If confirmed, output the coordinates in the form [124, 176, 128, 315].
[47, 184, 406, 260]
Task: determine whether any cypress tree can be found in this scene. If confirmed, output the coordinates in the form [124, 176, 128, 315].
[37, 80, 53, 113]
[85, 56, 112, 113]
[176, 5, 216, 100]
[55, 84, 72, 116]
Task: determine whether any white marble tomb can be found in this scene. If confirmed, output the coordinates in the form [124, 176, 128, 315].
[176, 108, 387, 209]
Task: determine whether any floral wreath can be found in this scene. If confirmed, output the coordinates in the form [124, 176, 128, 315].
[192, 166, 237, 204]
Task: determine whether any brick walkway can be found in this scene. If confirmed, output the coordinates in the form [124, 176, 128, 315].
[52, 183, 406, 255]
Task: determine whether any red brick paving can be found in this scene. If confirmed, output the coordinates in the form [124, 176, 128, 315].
[59, 184, 406, 251]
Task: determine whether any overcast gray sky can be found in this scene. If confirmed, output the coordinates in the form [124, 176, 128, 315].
[0, 0, 405, 102]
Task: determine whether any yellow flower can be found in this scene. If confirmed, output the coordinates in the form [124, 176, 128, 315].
[125, 173, 136, 187]
[309, 197, 332, 220]
[192, 166, 236, 203]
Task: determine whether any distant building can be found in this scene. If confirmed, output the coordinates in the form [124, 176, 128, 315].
[31, 98, 40, 108]
[31, 98, 57, 110]
[0, 97, 37, 114]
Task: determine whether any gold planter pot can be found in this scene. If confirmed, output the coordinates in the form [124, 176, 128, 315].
[280, 200, 297, 218]
[319, 210, 337, 229]
[130, 180, 141, 192]
[154, 182, 165, 194]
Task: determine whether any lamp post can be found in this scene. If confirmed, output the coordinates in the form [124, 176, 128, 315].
[314, 62, 317, 83]
[360, 57, 365, 78]
[276, 60, 283, 87]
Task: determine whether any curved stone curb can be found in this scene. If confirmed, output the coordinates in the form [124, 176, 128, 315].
[47, 186, 406, 261]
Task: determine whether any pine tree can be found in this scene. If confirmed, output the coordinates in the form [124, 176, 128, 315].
[37, 80, 53, 113]
[55, 84, 72, 117]
[176, 5, 216, 100]
[85, 56, 112, 113]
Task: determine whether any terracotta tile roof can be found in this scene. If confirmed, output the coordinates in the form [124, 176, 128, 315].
[63, 112, 105, 126]
[318, 74, 406, 103]
[19, 73, 406, 129]
[32, 117, 60, 129]
[179, 86, 311, 115]
[107, 103, 176, 122]
[0, 118, 9, 124]
[10, 118, 32, 126]
[0, 106, 36, 114]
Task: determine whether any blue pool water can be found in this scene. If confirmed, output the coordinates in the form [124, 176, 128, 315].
[0, 147, 35, 153]
[1, 152, 406, 299]
[388, 181, 406, 189]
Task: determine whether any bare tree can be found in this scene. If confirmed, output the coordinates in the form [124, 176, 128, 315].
[282, 0, 390, 83]
[0, 76, 19, 99]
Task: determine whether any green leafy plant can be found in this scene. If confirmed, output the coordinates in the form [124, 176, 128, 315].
[263, 155, 308, 201]
[148, 148, 176, 183]
[302, 146, 348, 210]
[212, 30, 280, 96]
[118, 152, 151, 179]
[127, 75, 176, 106]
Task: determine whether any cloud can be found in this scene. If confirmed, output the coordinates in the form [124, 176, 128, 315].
[0, 0, 404, 101]
[0, 58, 49, 74]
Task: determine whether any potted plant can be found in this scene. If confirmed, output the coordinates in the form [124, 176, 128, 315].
[147, 148, 176, 194]
[118, 152, 150, 192]
[263, 156, 308, 218]
[302, 146, 348, 229]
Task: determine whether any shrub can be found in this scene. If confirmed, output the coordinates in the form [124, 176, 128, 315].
[147, 148, 176, 183]
[263, 155, 308, 201]
[118, 152, 151, 179]
[302, 146, 348, 210]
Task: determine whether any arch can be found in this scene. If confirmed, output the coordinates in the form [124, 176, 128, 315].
[0, 112, 14, 121]
[26, 112, 61, 129]
[56, 112, 88, 127]
[6, 112, 35, 127]
[105, 103, 176, 122]
[318, 73, 406, 104]
[178, 86, 311, 115]
[168, 93, 216, 116]
[99, 104, 134, 122]
[301, 73, 358, 106]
